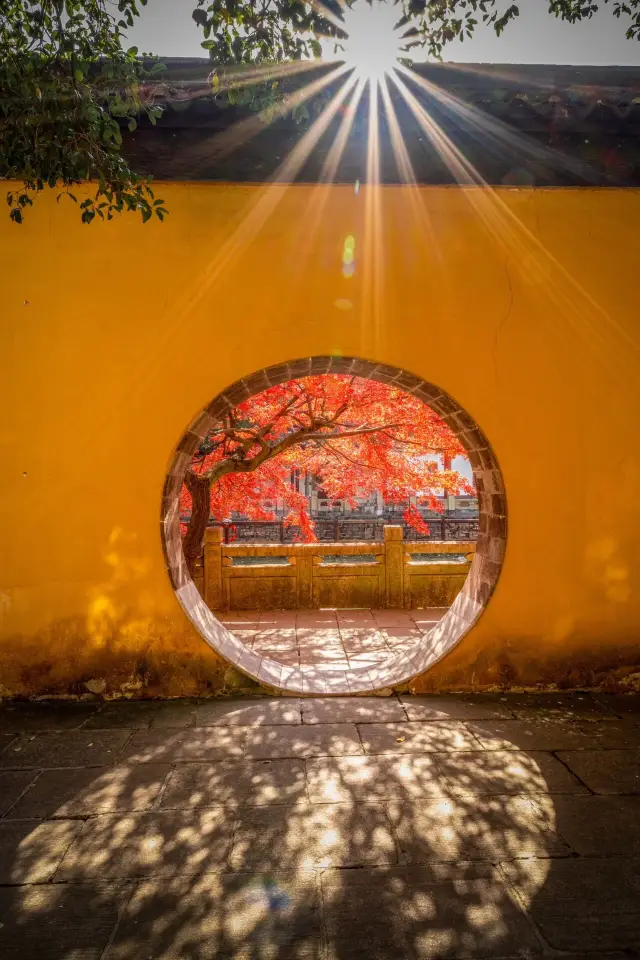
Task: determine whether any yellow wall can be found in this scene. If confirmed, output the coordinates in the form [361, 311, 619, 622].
[1, 183, 640, 697]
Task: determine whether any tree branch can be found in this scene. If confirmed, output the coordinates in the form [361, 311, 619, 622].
[305, 423, 404, 441]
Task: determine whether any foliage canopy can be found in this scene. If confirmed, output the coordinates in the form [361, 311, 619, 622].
[1, 0, 167, 224]
[192, 0, 640, 63]
[2, 0, 638, 224]
[180, 374, 473, 568]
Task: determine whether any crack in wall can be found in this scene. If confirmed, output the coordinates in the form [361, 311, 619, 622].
[492, 257, 515, 385]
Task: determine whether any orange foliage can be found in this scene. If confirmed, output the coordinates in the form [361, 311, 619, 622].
[181, 374, 473, 540]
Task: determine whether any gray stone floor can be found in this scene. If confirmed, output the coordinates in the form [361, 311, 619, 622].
[1, 692, 640, 959]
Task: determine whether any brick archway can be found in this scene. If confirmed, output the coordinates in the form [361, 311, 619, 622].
[161, 357, 506, 694]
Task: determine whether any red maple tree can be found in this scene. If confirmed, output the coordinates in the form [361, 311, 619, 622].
[181, 374, 473, 570]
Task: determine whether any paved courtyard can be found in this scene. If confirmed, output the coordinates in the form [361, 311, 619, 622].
[1, 692, 640, 959]
[219, 609, 447, 672]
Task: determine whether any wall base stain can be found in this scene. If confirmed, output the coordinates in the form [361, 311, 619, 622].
[2, 619, 640, 701]
[411, 638, 640, 695]
[0, 616, 226, 700]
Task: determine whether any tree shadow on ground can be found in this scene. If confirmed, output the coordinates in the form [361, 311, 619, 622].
[1, 694, 640, 958]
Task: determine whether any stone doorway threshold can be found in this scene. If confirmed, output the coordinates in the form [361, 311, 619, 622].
[218, 608, 447, 694]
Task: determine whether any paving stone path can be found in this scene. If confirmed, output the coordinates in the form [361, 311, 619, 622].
[1, 691, 639, 958]
[219, 609, 447, 673]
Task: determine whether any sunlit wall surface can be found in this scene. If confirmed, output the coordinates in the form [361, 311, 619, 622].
[1, 183, 639, 697]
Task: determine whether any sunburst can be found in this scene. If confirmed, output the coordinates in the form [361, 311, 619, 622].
[335, 1, 404, 82]
[169, 1, 636, 364]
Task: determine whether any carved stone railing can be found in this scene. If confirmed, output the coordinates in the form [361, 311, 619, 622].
[198, 525, 475, 611]
[205, 517, 479, 544]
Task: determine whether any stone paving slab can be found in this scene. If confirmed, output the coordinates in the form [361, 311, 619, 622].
[500, 857, 640, 953]
[547, 795, 640, 855]
[245, 723, 363, 759]
[0, 730, 131, 768]
[464, 717, 640, 751]
[594, 693, 640, 716]
[500, 853, 640, 905]
[119, 727, 245, 763]
[305, 754, 450, 803]
[55, 809, 234, 880]
[0, 819, 82, 883]
[359, 720, 482, 754]
[0, 882, 129, 960]
[1, 693, 640, 958]
[436, 750, 589, 796]
[229, 802, 399, 870]
[305, 750, 584, 805]
[160, 759, 307, 808]
[83, 701, 166, 729]
[256, 649, 302, 665]
[106, 872, 324, 960]
[145, 700, 201, 728]
[195, 697, 302, 726]
[0, 770, 37, 816]
[227, 609, 445, 686]
[388, 795, 570, 863]
[499, 692, 613, 721]
[337, 628, 387, 643]
[320, 864, 542, 959]
[399, 694, 515, 721]
[0, 701, 99, 732]
[345, 652, 392, 667]
[301, 696, 407, 724]
[6, 764, 171, 818]
[557, 747, 640, 794]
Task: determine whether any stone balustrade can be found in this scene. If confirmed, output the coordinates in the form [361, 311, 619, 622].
[195, 525, 475, 611]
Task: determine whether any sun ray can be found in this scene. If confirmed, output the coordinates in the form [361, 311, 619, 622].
[398, 67, 596, 186]
[361, 79, 386, 354]
[94, 76, 364, 435]
[211, 58, 329, 91]
[378, 74, 442, 266]
[206, 63, 351, 162]
[390, 65, 639, 363]
[308, 0, 349, 33]
[280, 73, 367, 307]
[320, 76, 368, 184]
[167, 72, 363, 330]
[292, 75, 367, 276]
[155, 59, 335, 116]
[422, 60, 621, 103]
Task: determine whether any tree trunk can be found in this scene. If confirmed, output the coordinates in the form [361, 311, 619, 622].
[183, 470, 211, 577]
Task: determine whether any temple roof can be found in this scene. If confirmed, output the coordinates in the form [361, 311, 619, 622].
[123, 59, 640, 186]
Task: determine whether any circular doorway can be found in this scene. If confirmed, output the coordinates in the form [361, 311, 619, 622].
[161, 357, 506, 694]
